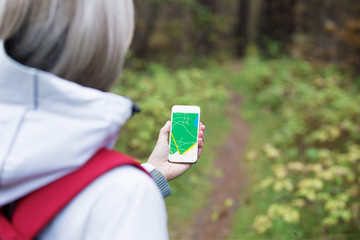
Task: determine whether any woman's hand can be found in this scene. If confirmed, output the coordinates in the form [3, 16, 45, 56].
[148, 121, 205, 181]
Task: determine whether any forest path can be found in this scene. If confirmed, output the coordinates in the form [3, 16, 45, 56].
[187, 88, 250, 239]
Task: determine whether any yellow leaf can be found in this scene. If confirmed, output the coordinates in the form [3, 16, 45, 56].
[245, 151, 257, 162]
[272, 164, 287, 179]
[262, 144, 281, 159]
[283, 208, 300, 223]
[224, 198, 234, 207]
[287, 162, 305, 172]
[253, 215, 272, 234]
[255, 177, 274, 190]
[291, 199, 306, 207]
[211, 211, 219, 221]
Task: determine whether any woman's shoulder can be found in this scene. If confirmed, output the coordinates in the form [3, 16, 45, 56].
[39, 165, 168, 239]
[91, 165, 162, 199]
[75, 165, 165, 210]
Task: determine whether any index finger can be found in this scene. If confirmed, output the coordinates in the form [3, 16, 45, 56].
[199, 122, 205, 132]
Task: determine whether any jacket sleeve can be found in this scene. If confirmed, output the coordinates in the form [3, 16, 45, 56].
[142, 163, 171, 198]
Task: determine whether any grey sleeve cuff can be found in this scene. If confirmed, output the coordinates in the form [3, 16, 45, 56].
[150, 168, 171, 198]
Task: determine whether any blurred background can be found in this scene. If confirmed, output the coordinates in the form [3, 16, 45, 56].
[113, 0, 360, 239]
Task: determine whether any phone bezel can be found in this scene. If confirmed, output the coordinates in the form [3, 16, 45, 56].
[168, 105, 200, 163]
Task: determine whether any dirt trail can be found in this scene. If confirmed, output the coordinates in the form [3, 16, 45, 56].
[187, 92, 250, 240]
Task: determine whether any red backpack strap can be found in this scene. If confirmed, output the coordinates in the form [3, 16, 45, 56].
[0, 214, 23, 239]
[6, 148, 150, 239]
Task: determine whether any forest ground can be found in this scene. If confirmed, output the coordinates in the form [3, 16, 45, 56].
[187, 89, 250, 239]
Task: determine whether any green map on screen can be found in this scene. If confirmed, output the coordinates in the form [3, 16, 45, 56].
[170, 113, 199, 155]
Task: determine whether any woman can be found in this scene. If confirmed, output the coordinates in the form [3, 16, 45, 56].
[0, 0, 205, 239]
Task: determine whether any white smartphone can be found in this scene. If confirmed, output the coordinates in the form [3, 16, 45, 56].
[168, 105, 200, 163]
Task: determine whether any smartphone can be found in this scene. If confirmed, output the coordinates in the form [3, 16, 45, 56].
[168, 105, 200, 163]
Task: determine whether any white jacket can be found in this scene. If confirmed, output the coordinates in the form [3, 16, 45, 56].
[0, 41, 168, 239]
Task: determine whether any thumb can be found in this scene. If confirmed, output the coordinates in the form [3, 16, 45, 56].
[157, 121, 171, 145]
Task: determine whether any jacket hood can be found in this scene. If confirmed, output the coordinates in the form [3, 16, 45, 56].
[0, 41, 133, 206]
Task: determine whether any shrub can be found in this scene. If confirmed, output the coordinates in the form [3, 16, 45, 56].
[240, 57, 360, 237]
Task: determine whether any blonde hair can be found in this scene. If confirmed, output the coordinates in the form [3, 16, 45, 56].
[0, 0, 134, 91]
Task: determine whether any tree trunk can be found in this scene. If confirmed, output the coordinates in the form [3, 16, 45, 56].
[258, 0, 296, 54]
[131, 1, 161, 59]
[197, 0, 217, 54]
[234, 0, 249, 56]
[247, 0, 262, 47]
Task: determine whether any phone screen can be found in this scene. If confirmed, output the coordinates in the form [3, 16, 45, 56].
[169, 112, 199, 157]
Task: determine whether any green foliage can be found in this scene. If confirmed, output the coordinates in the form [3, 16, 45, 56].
[230, 57, 360, 238]
[112, 63, 228, 159]
[111, 62, 230, 237]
